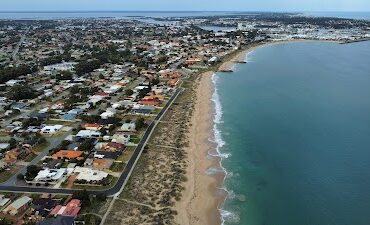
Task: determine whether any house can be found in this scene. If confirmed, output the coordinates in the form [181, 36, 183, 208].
[82, 123, 104, 131]
[100, 110, 116, 120]
[0, 194, 10, 207]
[120, 123, 136, 132]
[95, 142, 125, 152]
[5, 79, 24, 87]
[74, 167, 109, 183]
[167, 79, 179, 87]
[76, 130, 101, 139]
[52, 150, 83, 160]
[43, 62, 77, 72]
[92, 158, 114, 170]
[112, 133, 131, 145]
[37, 215, 75, 225]
[33, 168, 70, 183]
[50, 199, 81, 218]
[132, 105, 155, 115]
[41, 125, 64, 134]
[0, 143, 10, 152]
[2, 196, 32, 216]
[4, 144, 32, 164]
[159, 70, 182, 79]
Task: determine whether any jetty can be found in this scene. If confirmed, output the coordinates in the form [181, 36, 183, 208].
[340, 38, 370, 44]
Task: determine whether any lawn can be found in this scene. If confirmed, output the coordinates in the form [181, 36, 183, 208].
[24, 153, 38, 162]
[33, 141, 50, 153]
[0, 171, 13, 183]
[116, 147, 135, 163]
[42, 130, 68, 138]
[110, 162, 125, 172]
[44, 120, 75, 126]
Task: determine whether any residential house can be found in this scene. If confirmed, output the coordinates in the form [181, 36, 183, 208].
[120, 123, 136, 132]
[52, 150, 83, 160]
[2, 196, 32, 216]
[0, 194, 10, 207]
[82, 123, 104, 131]
[76, 130, 101, 139]
[4, 144, 32, 164]
[50, 199, 81, 218]
[41, 125, 64, 134]
[92, 158, 114, 170]
[33, 168, 70, 184]
[74, 167, 109, 183]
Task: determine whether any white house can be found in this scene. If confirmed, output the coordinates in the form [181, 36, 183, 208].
[33, 168, 71, 183]
[112, 133, 131, 145]
[74, 167, 108, 183]
[44, 62, 77, 72]
[41, 125, 64, 134]
[76, 130, 101, 139]
[120, 123, 136, 132]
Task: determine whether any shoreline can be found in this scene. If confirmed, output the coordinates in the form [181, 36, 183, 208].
[175, 39, 342, 225]
[174, 71, 224, 225]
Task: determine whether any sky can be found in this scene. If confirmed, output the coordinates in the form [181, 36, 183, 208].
[1, 0, 370, 12]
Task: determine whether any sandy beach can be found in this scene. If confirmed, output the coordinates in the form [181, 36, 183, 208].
[174, 71, 224, 225]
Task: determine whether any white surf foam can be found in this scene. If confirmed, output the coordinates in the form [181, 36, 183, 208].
[210, 73, 240, 225]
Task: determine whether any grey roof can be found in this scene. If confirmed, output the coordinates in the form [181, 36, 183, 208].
[9, 196, 32, 209]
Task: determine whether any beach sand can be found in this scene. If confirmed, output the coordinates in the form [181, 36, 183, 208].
[174, 71, 224, 225]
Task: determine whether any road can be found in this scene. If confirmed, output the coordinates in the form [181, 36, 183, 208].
[11, 31, 27, 61]
[0, 88, 183, 195]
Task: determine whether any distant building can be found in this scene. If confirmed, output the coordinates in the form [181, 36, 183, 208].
[237, 23, 254, 31]
[44, 62, 77, 72]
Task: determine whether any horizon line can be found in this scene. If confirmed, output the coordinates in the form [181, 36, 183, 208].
[0, 10, 369, 13]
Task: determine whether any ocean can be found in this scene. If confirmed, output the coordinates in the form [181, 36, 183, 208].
[0, 11, 369, 20]
[214, 41, 370, 225]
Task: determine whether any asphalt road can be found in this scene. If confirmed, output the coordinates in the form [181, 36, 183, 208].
[0, 88, 183, 195]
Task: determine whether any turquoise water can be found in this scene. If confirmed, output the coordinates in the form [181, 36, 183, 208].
[215, 41, 370, 225]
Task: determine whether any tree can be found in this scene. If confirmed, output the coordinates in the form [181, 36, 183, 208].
[78, 139, 95, 152]
[17, 174, 24, 180]
[151, 77, 160, 86]
[56, 71, 73, 80]
[72, 189, 91, 207]
[7, 84, 38, 101]
[125, 89, 134, 96]
[135, 118, 146, 130]
[8, 138, 17, 149]
[25, 165, 41, 180]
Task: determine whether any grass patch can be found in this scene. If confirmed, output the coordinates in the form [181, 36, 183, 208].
[0, 131, 9, 137]
[116, 147, 135, 162]
[33, 141, 50, 153]
[0, 170, 13, 183]
[45, 120, 75, 126]
[24, 153, 38, 162]
[110, 162, 125, 172]
[42, 130, 68, 138]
